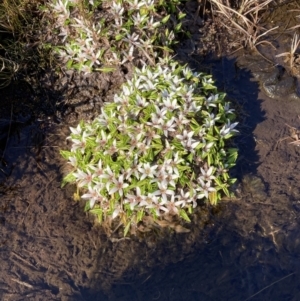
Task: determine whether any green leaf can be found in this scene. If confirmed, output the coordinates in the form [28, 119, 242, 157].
[60, 150, 72, 160]
[178, 12, 186, 20]
[124, 221, 131, 237]
[137, 209, 144, 223]
[66, 59, 73, 69]
[61, 173, 76, 187]
[175, 23, 182, 32]
[179, 209, 191, 222]
[208, 191, 218, 205]
[115, 34, 125, 41]
[161, 15, 171, 24]
[90, 208, 103, 223]
[171, 139, 185, 151]
[222, 186, 230, 197]
[187, 152, 194, 163]
[95, 66, 116, 73]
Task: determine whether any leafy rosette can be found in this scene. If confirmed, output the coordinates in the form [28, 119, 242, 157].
[61, 59, 238, 235]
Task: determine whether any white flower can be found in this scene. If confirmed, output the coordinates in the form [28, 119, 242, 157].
[146, 16, 160, 30]
[85, 49, 101, 66]
[79, 64, 93, 75]
[121, 45, 135, 64]
[127, 0, 145, 10]
[176, 130, 194, 141]
[68, 156, 77, 167]
[149, 107, 166, 126]
[90, 160, 105, 178]
[197, 178, 216, 199]
[155, 117, 176, 137]
[112, 204, 123, 220]
[111, 1, 124, 16]
[180, 85, 194, 103]
[126, 156, 140, 180]
[144, 0, 154, 9]
[161, 195, 181, 215]
[124, 33, 140, 46]
[51, 0, 69, 17]
[162, 98, 179, 111]
[205, 95, 218, 108]
[133, 187, 145, 205]
[96, 109, 115, 127]
[174, 112, 190, 128]
[96, 130, 111, 149]
[102, 166, 116, 190]
[139, 192, 155, 207]
[136, 141, 150, 156]
[176, 189, 190, 208]
[132, 12, 147, 27]
[70, 131, 88, 153]
[128, 135, 140, 152]
[136, 94, 147, 107]
[199, 166, 215, 183]
[224, 102, 235, 114]
[182, 138, 200, 152]
[70, 124, 82, 135]
[187, 100, 202, 113]
[153, 183, 174, 202]
[104, 140, 118, 156]
[152, 168, 168, 184]
[144, 195, 166, 216]
[204, 113, 219, 128]
[202, 140, 214, 154]
[162, 171, 178, 188]
[169, 152, 184, 174]
[81, 187, 105, 208]
[124, 193, 139, 210]
[109, 175, 129, 196]
[220, 121, 238, 137]
[138, 163, 157, 180]
[73, 169, 94, 187]
[144, 128, 160, 145]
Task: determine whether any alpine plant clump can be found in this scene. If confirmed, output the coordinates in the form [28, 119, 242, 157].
[61, 59, 238, 236]
[46, 0, 185, 73]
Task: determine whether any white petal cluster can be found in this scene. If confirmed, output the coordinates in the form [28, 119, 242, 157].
[46, 0, 181, 73]
[61, 61, 239, 232]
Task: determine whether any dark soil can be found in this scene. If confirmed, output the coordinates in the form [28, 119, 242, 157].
[1, 1, 300, 300]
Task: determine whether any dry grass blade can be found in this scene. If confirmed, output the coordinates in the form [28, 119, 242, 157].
[0, 0, 29, 34]
[209, 0, 253, 32]
[0, 57, 19, 89]
[238, 0, 273, 15]
[244, 272, 295, 301]
[276, 33, 300, 69]
[208, 0, 277, 49]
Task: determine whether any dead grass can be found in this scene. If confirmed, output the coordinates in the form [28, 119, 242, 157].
[0, 0, 30, 34]
[207, 0, 278, 50]
[0, 0, 54, 88]
[276, 33, 300, 70]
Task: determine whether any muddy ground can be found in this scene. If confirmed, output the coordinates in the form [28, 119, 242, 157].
[1, 1, 300, 300]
